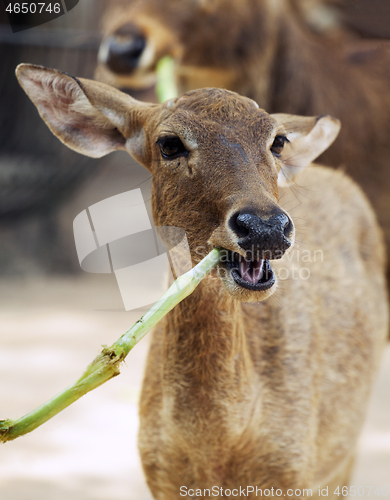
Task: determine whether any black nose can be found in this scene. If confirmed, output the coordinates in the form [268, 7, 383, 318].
[230, 211, 293, 259]
[103, 24, 146, 74]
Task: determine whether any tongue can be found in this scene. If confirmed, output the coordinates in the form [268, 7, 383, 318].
[239, 258, 264, 285]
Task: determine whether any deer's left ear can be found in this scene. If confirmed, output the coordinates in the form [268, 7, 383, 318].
[16, 63, 154, 165]
[271, 114, 341, 187]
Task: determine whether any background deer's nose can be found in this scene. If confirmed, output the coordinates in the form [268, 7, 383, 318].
[102, 24, 146, 74]
[230, 211, 294, 259]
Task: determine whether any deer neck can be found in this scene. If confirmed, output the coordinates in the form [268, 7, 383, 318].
[267, 10, 354, 116]
[161, 275, 255, 395]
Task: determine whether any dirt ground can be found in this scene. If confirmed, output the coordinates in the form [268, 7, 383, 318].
[0, 276, 389, 500]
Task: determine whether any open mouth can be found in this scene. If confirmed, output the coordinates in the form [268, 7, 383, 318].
[224, 250, 275, 291]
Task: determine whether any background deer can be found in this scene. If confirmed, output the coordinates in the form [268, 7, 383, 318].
[16, 63, 388, 499]
[96, 0, 390, 291]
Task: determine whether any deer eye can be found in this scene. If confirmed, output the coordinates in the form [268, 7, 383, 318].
[157, 137, 188, 159]
[271, 135, 287, 157]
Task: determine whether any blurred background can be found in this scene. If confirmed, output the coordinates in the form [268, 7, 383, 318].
[0, 0, 389, 499]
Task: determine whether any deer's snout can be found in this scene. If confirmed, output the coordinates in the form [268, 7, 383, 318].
[230, 211, 294, 259]
[100, 24, 146, 74]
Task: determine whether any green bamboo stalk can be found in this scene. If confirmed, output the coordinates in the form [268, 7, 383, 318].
[0, 248, 221, 443]
[0, 56, 190, 443]
[155, 56, 178, 102]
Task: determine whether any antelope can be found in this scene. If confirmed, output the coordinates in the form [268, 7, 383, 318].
[16, 63, 388, 499]
[96, 0, 390, 291]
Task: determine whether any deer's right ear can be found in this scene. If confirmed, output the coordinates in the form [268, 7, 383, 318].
[16, 63, 154, 165]
[271, 113, 341, 187]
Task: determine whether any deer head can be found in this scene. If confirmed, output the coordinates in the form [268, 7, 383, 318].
[96, 0, 341, 98]
[96, 0, 283, 95]
[16, 63, 340, 302]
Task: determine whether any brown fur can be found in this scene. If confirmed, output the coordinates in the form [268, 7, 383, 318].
[15, 65, 388, 499]
[97, 0, 390, 289]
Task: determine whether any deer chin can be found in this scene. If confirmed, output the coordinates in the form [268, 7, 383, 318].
[95, 63, 157, 90]
[218, 250, 277, 302]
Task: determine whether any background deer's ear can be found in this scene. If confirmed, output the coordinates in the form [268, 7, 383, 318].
[271, 114, 341, 187]
[16, 64, 154, 165]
